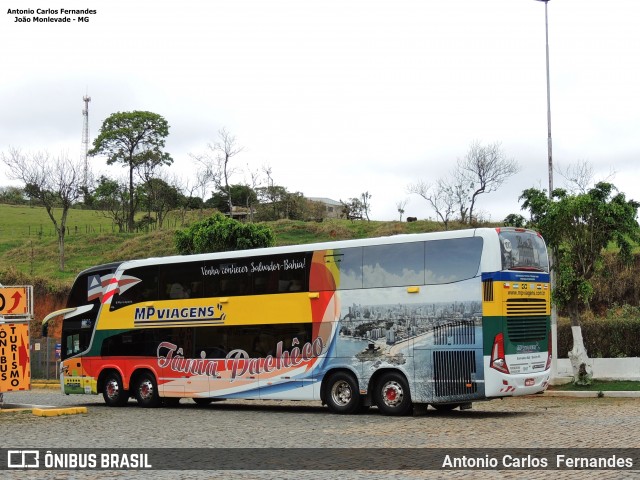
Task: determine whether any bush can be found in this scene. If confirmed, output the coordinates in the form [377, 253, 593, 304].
[588, 253, 640, 315]
[557, 309, 640, 358]
[175, 213, 275, 254]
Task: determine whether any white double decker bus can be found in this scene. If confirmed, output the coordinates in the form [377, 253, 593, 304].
[44, 227, 551, 415]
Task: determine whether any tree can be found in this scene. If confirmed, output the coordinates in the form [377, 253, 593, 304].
[174, 175, 204, 226]
[340, 198, 364, 220]
[207, 184, 258, 214]
[408, 142, 517, 225]
[450, 167, 473, 223]
[177, 193, 204, 225]
[396, 198, 408, 221]
[502, 213, 526, 228]
[519, 182, 640, 383]
[304, 198, 328, 221]
[458, 141, 520, 223]
[1, 148, 84, 271]
[360, 191, 372, 221]
[0, 186, 26, 205]
[255, 185, 308, 221]
[140, 177, 179, 229]
[557, 160, 615, 194]
[92, 175, 129, 232]
[175, 213, 274, 254]
[192, 128, 243, 214]
[89, 111, 172, 232]
[253, 166, 310, 221]
[408, 179, 456, 229]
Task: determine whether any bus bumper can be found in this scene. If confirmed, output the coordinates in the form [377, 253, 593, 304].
[483, 357, 551, 397]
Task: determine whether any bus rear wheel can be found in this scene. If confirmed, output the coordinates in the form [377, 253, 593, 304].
[375, 372, 412, 416]
[102, 372, 128, 407]
[325, 372, 361, 414]
[133, 372, 161, 408]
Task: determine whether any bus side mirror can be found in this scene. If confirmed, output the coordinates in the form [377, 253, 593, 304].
[41, 307, 77, 340]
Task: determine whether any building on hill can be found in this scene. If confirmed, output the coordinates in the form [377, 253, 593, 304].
[307, 197, 342, 219]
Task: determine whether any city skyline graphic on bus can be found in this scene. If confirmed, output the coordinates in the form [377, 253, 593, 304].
[332, 278, 483, 402]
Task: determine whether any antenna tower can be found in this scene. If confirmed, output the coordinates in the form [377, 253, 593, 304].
[81, 95, 91, 189]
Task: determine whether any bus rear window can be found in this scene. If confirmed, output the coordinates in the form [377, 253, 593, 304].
[499, 230, 549, 272]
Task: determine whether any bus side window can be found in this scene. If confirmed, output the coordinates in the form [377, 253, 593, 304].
[313, 247, 363, 291]
[363, 243, 424, 288]
[159, 262, 203, 300]
[425, 237, 483, 284]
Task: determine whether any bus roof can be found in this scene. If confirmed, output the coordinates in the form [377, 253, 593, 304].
[112, 227, 502, 271]
[74, 261, 123, 278]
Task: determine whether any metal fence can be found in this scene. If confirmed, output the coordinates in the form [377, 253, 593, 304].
[30, 337, 59, 380]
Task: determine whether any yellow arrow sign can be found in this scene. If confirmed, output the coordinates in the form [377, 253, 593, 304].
[0, 287, 29, 315]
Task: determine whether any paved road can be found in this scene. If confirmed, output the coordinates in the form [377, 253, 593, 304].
[2, 389, 639, 479]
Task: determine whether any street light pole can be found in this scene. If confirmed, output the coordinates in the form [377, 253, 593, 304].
[535, 0, 558, 382]
[535, 0, 553, 194]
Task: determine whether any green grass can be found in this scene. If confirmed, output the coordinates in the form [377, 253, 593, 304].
[0, 203, 115, 239]
[549, 380, 640, 391]
[0, 204, 463, 284]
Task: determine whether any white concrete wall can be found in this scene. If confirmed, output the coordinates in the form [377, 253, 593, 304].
[557, 358, 640, 381]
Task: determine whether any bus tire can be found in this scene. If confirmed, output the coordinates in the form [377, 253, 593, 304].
[102, 372, 128, 407]
[325, 371, 361, 414]
[133, 372, 161, 408]
[374, 372, 412, 416]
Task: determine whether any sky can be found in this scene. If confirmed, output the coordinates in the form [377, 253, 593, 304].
[1, 0, 639, 222]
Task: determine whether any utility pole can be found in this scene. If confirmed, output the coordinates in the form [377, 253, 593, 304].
[81, 94, 91, 190]
[535, 0, 557, 381]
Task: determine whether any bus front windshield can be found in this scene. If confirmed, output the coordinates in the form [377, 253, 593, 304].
[498, 229, 549, 273]
[61, 267, 115, 359]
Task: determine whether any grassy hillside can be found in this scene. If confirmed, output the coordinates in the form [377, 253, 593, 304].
[0, 203, 116, 240]
[0, 204, 468, 285]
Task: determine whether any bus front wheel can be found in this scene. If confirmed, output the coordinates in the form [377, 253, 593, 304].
[133, 372, 161, 408]
[375, 372, 412, 416]
[325, 372, 361, 414]
[102, 372, 128, 407]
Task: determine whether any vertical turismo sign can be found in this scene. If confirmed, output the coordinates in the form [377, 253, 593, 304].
[0, 286, 34, 392]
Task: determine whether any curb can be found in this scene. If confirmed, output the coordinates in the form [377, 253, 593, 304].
[32, 406, 88, 416]
[544, 390, 640, 398]
[0, 404, 88, 416]
[31, 383, 61, 390]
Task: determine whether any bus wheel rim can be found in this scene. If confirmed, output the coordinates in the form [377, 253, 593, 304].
[330, 380, 352, 406]
[381, 381, 403, 407]
[106, 379, 119, 399]
[139, 379, 154, 401]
